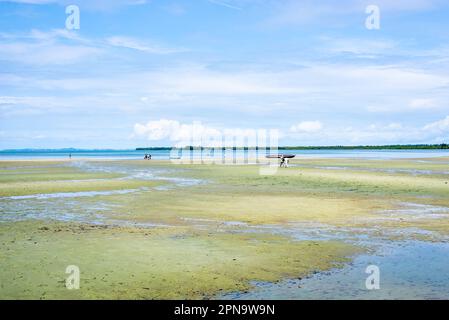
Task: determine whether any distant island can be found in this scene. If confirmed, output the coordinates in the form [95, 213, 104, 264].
[137, 144, 449, 151]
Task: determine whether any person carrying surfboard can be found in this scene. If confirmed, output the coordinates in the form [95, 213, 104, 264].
[280, 155, 285, 168]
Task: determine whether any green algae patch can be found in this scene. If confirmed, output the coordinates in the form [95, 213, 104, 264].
[287, 168, 449, 196]
[0, 221, 359, 299]
[0, 160, 69, 168]
[137, 160, 449, 198]
[0, 171, 122, 183]
[363, 216, 449, 239]
[289, 158, 449, 172]
[0, 179, 164, 197]
[101, 189, 388, 225]
[0, 161, 123, 183]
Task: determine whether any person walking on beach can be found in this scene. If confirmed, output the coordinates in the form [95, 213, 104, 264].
[280, 155, 285, 168]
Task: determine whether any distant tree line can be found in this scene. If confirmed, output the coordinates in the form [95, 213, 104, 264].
[280, 144, 449, 150]
[137, 144, 449, 151]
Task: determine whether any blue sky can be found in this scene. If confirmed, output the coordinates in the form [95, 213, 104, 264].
[0, 0, 449, 149]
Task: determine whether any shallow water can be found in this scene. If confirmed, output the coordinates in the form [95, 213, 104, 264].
[372, 203, 449, 221]
[0, 197, 114, 223]
[214, 202, 449, 299]
[220, 241, 449, 300]
[70, 161, 204, 188]
[0, 195, 172, 229]
[0, 161, 206, 225]
[2, 149, 449, 160]
[1, 188, 144, 201]
[180, 202, 449, 243]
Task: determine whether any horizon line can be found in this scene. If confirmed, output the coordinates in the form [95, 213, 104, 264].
[1, 143, 449, 152]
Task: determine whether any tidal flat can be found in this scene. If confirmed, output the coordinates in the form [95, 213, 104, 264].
[0, 158, 448, 299]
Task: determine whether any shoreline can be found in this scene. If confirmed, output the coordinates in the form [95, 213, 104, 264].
[2, 154, 449, 162]
[2, 148, 449, 163]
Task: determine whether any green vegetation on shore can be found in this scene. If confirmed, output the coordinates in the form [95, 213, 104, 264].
[137, 143, 449, 151]
[282, 144, 449, 150]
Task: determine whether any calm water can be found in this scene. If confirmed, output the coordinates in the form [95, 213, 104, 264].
[1, 149, 449, 160]
[221, 241, 449, 300]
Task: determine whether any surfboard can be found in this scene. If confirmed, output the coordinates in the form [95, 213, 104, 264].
[265, 154, 296, 159]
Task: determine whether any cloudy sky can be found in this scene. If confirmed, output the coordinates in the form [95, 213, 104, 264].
[0, 0, 448, 149]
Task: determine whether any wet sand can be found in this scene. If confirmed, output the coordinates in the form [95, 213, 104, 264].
[1, 158, 448, 299]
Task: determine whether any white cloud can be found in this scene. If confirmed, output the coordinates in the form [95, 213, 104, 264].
[367, 123, 404, 131]
[0, 29, 83, 41]
[3, 62, 448, 122]
[106, 36, 186, 54]
[0, 96, 74, 115]
[0, 0, 54, 3]
[323, 37, 396, 56]
[287, 119, 449, 146]
[0, 94, 144, 117]
[134, 119, 223, 147]
[1, 59, 448, 126]
[28, 28, 85, 42]
[206, 0, 242, 10]
[358, 0, 446, 11]
[133, 118, 447, 147]
[0, 42, 100, 65]
[290, 121, 323, 133]
[286, 121, 432, 146]
[0, 0, 148, 11]
[409, 98, 438, 110]
[0, 29, 100, 65]
[386, 123, 403, 130]
[134, 119, 181, 140]
[133, 119, 278, 147]
[423, 116, 449, 133]
[266, 0, 448, 27]
[28, 65, 309, 95]
[0, 29, 185, 65]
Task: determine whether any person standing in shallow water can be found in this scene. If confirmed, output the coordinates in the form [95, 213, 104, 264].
[69, 153, 71, 159]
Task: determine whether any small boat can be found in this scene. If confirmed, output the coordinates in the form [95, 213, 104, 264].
[265, 154, 296, 159]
